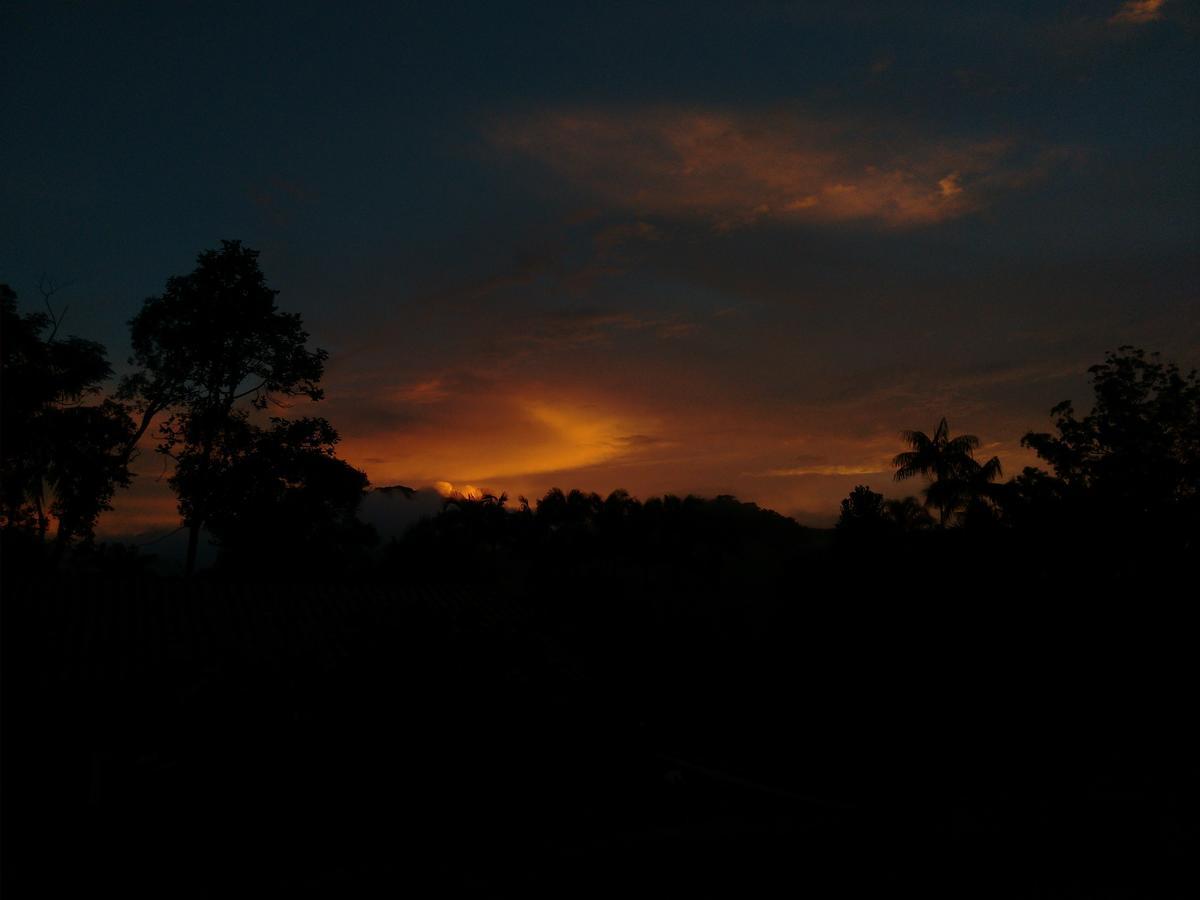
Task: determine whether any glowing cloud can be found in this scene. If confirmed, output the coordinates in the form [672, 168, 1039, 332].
[938, 172, 964, 199]
[491, 108, 1057, 228]
[1109, 0, 1166, 25]
[337, 388, 660, 488]
[433, 481, 487, 500]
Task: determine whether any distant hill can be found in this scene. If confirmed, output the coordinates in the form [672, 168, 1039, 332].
[99, 484, 446, 570]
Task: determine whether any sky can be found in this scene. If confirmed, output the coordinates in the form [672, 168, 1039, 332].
[2, 0, 1198, 533]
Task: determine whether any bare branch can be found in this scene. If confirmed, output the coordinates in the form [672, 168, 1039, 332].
[37, 273, 75, 342]
[232, 379, 268, 401]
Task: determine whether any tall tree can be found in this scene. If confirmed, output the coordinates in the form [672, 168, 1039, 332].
[892, 417, 999, 526]
[883, 496, 935, 533]
[1021, 346, 1200, 545]
[120, 241, 327, 573]
[956, 455, 1006, 529]
[1, 284, 133, 561]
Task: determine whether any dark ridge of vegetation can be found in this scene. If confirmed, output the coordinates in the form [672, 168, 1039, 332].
[382, 488, 818, 595]
[3, 246, 1198, 896]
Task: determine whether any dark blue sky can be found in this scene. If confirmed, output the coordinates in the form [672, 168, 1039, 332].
[3, 1, 1197, 528]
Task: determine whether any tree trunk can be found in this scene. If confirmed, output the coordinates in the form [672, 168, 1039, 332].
[185, 518, 202, 576]
[184, 432, 215, 576]
[33, 484, 49, 545]
[51, 518, 72, 568]
[182, 398, 233, 576]
[121, 402, 164, 467]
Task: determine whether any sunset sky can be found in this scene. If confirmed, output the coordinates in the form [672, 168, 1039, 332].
[3, 1, 1197, 533]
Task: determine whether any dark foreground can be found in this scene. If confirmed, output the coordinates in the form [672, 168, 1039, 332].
[3, 575, 1194, 897]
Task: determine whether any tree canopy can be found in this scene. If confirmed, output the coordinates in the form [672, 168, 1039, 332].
[1, 284, 133, 560]
[1020, 346, 1199, 551]
[120, 241, 330, 572]
[1022, 347, 1199, 514]
[120, 240, 326, 445]
[181, 415, 375, 578]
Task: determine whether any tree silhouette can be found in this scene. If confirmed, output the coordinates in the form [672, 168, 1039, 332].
[883, 496, 934, 533]
[1020, 346, 1199, 548]
[956, 455, 1006, 529]
[119, 241, 327, 574]
[837, 485, 886, 530]
[185, 416, 375, 578]
[892, 417, 999, 526]
[1, 284, 133, 561]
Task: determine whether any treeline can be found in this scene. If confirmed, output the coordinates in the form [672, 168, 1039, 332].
[3, 242, 1198, 588]
[385, 488, 819, 602]
[382, 343, 1198, 599]
[833, 347, 1199, 582]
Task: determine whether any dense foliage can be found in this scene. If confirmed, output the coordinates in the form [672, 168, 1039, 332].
[1018, 346, 1200, 554]
[120, 240, 330, 573]
[0, 284, 133, 561]
[183, 415, 375, 578]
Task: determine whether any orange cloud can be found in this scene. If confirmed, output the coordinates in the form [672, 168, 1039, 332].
[433, 481, 488, 500]
[1109, 0, 1166, 25]
[491, 108, 1056, 228]
[337, 386, 661, 486]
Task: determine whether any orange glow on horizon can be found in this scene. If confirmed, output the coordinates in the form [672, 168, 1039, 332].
[95, 361, 1053, 538]
[340, 393, 658, 487]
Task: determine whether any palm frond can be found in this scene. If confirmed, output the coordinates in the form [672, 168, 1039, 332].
[979, 455, 1003, 481]
[891, 451, 927, 480]
[946, 434, 981, 454]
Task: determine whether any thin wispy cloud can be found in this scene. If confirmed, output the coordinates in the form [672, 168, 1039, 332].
[755, 464, 886, 477]
[393, 378, 451, 405]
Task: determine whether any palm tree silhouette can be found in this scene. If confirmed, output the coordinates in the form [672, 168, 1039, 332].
[961, 455, 1005, 523]
[883, 496, 935, 532]
[892, 418, 997, 526]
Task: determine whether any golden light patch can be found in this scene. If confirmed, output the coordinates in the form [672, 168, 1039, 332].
[434, 481, 486, 500]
